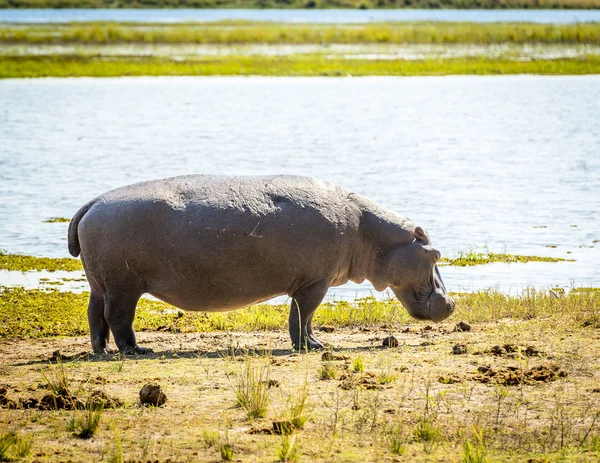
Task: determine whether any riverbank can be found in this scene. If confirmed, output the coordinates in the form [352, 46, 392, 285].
[0, 287, 598, 462]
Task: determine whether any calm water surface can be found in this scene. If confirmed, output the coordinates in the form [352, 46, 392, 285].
[0, 76, 598, 298]
[1, 8, 600, 23]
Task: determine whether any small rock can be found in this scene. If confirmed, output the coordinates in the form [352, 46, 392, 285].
[454, 321, 472, 332]
[452, 344, 468, 355]
[423, 325, 433, 331]
[320, 325, 335, 333]
[382, 336, 399, 348]
[490, 345, 506, 356]
[139, 384, 167, 407]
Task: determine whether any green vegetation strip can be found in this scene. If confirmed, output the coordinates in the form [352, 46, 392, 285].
[0, 252, 82, 272]
[43, 217, 71, 223]
[1, 287, 598, 338]
[2, 22, 600, 45]
[0, 250, 571, 272]
[439, 250, 573, 266]
[2, 55, 599, 78]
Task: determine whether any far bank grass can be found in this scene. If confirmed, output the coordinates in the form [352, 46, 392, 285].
[2, 22, 600, 45]
[1, 287, 598, 338]
[2, 54, 599, 78]
[0, 250, 572, 272]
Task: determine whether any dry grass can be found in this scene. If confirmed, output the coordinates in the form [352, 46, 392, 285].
[2, 22, 600, 45]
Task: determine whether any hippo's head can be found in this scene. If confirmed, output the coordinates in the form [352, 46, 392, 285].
[378, 227, 455, 323]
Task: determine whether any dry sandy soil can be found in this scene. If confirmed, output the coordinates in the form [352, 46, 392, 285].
[1, 322, 599, 462]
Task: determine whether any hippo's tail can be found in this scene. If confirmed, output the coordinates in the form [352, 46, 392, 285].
[68, 198, 98, 257]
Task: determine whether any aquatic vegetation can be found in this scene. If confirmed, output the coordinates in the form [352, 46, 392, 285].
[2, 54, 600, 79]
[440, 250, 573, 267]
[43, 217, 71, 223]
[0, 251, 82, 272]
[2, 22, 600, 46]
[1, 287, 598, 339]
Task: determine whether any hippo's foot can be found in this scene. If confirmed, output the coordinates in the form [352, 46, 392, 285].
[119, 345, 153, 355]
[92, 346, 109, 355]
[293, 337, 325, 352]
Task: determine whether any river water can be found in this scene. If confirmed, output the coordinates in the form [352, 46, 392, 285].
[1, 8, 600, 23]
[0, 76, 598, 298]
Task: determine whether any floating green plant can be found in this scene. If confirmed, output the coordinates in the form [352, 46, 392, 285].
[43, 217, 71, 223]
[440, 251, 573, 267]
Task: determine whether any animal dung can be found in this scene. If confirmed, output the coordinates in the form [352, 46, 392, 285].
[454, 321, 472, 332]
[319, 325, 335, 333]
[140, 384, 167, 406]
[452, 343, 468, 355]
[382, 336, 399, 348]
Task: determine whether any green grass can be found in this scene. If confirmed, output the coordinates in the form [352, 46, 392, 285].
[440, 250, 573, 266]
[0, 250, 82, 272]
[2, 22, 600, 46]
[0, 249, 568, 271]
[43, 217, 71, 223]
[1, 54, 599, 79]
[231, 360, 271, 419]
[1, 287, 598, 339]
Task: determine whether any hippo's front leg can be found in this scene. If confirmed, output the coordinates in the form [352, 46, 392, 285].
[289, 282, 328, 351]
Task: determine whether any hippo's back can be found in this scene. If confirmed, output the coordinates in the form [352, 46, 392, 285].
[74, 175, 362, 311]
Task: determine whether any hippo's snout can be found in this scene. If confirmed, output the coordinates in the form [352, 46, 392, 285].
[429, 293, 455, 323]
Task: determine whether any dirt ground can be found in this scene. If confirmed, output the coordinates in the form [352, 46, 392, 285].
[1, 321, 599, 462]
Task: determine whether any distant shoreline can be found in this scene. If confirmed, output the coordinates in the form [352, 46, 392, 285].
[2, 0, 600, 9]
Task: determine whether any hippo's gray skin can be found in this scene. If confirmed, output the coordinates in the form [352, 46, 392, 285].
[68, 175, 455, 354]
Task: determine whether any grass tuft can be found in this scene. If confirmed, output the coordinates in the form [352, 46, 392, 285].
[276, 434, 299, 462]
[386, 421, 408, 455]
[232, 359, 270, 420]
[318, 362, 338, 380]
[352, 356, 365, 373]
[67, 403, 104, 439]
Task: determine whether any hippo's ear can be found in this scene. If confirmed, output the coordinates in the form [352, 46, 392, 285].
[423, 245, 441, 263]
[414, 226, 430, 245]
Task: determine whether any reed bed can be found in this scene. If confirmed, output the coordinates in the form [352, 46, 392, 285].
[2, 22, 600, 45]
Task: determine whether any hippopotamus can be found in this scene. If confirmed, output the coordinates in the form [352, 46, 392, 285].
[68, 175, 454, 354]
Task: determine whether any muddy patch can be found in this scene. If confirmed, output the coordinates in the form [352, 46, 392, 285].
[0, 385, 122, 410]
[471, 364, 566, 386]
[475, 344, 542, 358]
[339, 372, 392, 390]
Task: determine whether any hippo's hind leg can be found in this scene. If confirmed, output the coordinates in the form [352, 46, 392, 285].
[289, 281, 328, 351]
[104, 285, 152, 355]
[88, 288, 109, 354]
